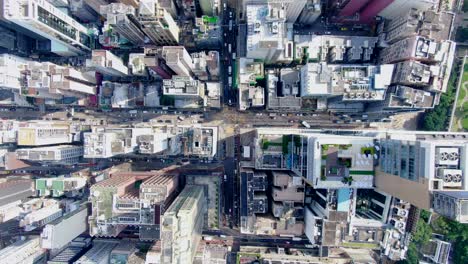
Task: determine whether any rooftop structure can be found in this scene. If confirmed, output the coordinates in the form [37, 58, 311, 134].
[381, 9, 454, 44]
[17, 123, 73, 146]
[86, 50, 129, 77]
[16, 145, 83, 165]
[205, 82, 221, 109]
[19, 200, 63, 231]
[391, 60, 447, 93]
[266, 68, 302, 110]
[176, 125, 218, 158]
[294, 35, 378, 63]
[367, 85, 436, 114]
[138, 0, 179, 45]
[128, 53, 148, 76]
[1, 0, 91, 56]
[193, 16, 222, 49]
[238, 58, 265, 111]
[75, 240, 119, 264]
[161, 185, 205, 264]
[89, 169, 179, 239]
[20, 61, 96, 100]
[191, 51, 220, 81]
[300, 63, 393, 101]
[240, 168, 268, 234]
[136, 133, 169, 154]
[83, 127, 154, 158]
[162, 76, 203, 98]
[245, 4, 294, 64]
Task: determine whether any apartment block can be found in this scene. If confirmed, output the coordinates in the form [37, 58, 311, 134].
[86, 50, 129, 77]
[0, 54, 28, 91]
[297, 0, 321, 25]
[245, 4, 294, 64]
[139, 0, 180, 45]
[100, 3, 146, 45]
[16, 145, 83, 164]
[161, 46, 194, 76]
[161, 185, 205, 264]
[238, 58, 265, 111]
[240, 168, 268, 234]
[1, 0, 91, 55]
[381, 8, 454, 44]
[376, 131, 468, 223]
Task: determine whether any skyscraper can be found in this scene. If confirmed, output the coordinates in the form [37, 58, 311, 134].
[161, 185, 205, 264]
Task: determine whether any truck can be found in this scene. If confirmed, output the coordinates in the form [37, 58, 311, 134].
[292, 237, 302, 241]
[228, 77, 232, 86]
[129, 110, 138, 114]
[302, 121, 311, 128]
[232, 52, 236, 60]
[228, 66, 232, 75]
[228, 44, 232, 53]
[229, 20, 233, 31]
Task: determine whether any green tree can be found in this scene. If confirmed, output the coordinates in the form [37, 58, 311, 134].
[412, 220, 432, 246]
[398, 243, 419, 264]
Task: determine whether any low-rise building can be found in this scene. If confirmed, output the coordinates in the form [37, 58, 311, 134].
[88, 169, 179, 240]
[238, 58, 265, 111]
[193, 16, 222, 49]
[84, 127, 157, 158]
[35, 176, 87, 197]
[86, 50, 129, 77]
[16, 145, 83, 164]
[267, 68, 302, 110]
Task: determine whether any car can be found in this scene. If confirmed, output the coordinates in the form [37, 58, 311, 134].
[324, 31, 332, 35]
[289, 120, 295, 123]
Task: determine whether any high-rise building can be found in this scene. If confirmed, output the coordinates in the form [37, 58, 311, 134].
[139, 0, 180, 45]
[297, 0, 321, 25]
[198, 0, 220, 16]
[245, 4, 294, 64]
[244, 0, 307, 23]
[161, 185, 205, 264]
[331, 0, 438, 24]
[16, 145, 83, 165]
[0, 54, 28, 91]
[376, 131, 468, 223]
[100, 3, 146, 45]
[1, 0, 91, 56]
[161, 46, 194, 76]
[86, 50, 129, 77]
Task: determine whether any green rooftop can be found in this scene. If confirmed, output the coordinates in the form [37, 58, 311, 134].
[202, 16, 219, 24]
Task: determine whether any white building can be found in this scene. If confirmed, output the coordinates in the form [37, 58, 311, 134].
[84, 127, 153, 158]
[0, 237, 46, 263]
[16, 145, 83, 164]
[162, 76, 203, 98]
[378, 0, 438, 19]
[100, 3, 146, 45]
[162, 46, 194, 77]
[245, 4, 294, 64]
[20, 202, 63, 231]
[244, 0, 307, 23]
[41, 205, 88, 249]
[139, 0, 180, 45]
[1, 0, 91, 56]
[161, 185, 205, 264]
[86, 50, 129, 77]
[0, 54, 28, 91]
[17, 124, 74, 146]
[300, 63, 393, 101]
[136, 133, 169, 154]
